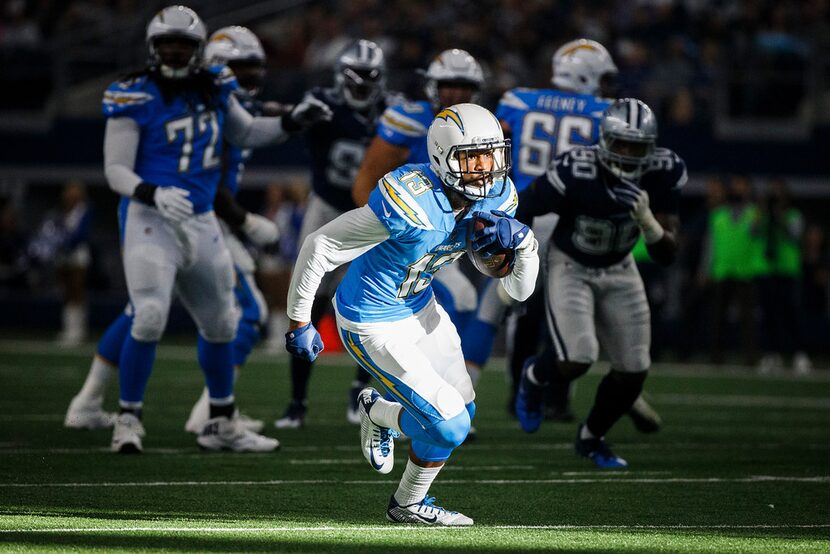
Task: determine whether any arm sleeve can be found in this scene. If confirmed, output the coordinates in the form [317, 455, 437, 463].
[103, 117, 143, 197]
[224, 94, 290, 148]
[287, 205, 391, 322]
[498, 231, 539, 302]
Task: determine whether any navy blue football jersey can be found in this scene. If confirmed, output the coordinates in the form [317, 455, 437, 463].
[519, 146, 686, 267]
[302, 87, 399, 212]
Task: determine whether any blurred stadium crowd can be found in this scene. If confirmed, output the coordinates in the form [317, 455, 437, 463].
[0, 0, 828, 370]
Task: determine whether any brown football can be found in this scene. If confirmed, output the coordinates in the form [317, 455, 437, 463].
[467, 217, 515, 278]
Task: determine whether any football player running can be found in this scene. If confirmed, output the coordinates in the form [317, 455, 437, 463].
[351, 49, 484, 337]
[515, 98, 686, 468]
[274, 39, 400, 430]
[286, 104, 538, 525]
[81, 6, 331, 454]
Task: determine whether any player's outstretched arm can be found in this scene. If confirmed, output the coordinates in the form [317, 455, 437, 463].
[286, 205, 390, 325]
[351, 136, 410, 207]
[225, 95, 333, 149]
[213, 185, 278, 246]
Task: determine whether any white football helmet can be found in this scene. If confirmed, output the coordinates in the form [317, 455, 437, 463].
[204, 26, 266, 94]
[598, 98, 658, 181]
[551, 39, 618, 96]
[427, 103, 510, 200]
[146, 5, 207, 79]
[423, 49, 484, 110]
[335, 39, 386, 111]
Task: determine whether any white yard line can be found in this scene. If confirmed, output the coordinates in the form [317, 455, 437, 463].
[1, 475, 827, 488]
[0, 524, 828, 533]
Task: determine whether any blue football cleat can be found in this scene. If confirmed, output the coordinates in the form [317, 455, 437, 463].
[574, 425, 628, 469]
[515, 356, 545, 433]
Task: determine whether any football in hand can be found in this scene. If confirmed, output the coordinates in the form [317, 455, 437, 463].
[467, 216, 515, 278]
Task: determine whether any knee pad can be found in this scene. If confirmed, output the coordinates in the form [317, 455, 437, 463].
[201, 306, 240, 343]
[232, 319, 261, 367]
[619, 346, 651, 374]
[131, 300, 168, 342]
[425, 409, 471, 449]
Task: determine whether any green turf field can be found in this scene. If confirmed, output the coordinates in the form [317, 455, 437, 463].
[1, 340, 828, 552]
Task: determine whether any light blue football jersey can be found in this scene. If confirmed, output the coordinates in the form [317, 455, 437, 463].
[496, 88, 611, 191]
[102, 65, 239, 214]
[376, 100, 434, 164]
[335, 163, 518, 323]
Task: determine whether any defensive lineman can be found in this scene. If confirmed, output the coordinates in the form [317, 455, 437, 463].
[515, 98, 686, 467]
[286, 104, 538, 524]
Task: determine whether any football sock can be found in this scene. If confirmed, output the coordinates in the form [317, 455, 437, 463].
[118, 401, 142, 419]
[209, 399, 235, 419]
[118, 336, 157, 405]
[460, 318, 498, 367]
[585, 370, 647, 438]
[580, 423, 597, 440]
[290, 357, 312, 403]
[77, 356, 115, 401]
[353, 365, 371, 386]
[96, 312, 132, 366]
[394, 459, 442, 506]
[369, 397, 403, 433]
[197, 336, 234, 400]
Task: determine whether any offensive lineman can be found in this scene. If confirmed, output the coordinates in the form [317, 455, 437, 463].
[95, 6, 331, 453]
[515, 98, 686, 468]
[286, 104, 538, 525]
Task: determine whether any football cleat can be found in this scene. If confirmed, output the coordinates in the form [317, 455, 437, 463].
[274, 400, 307, 429]
[197, 413, 280, 452]
[185, 395, 264, 434]
[575, 425, 628, 469]
[64, 395, 116, 430]
[386, 495, 473, 526]
[110, 413, 145, 454]
[357, 387, 397, 474]
[628, 394, 662, 434]
[515, 356, 545, 433]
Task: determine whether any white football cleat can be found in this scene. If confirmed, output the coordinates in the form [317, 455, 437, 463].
[197, 414, 280, 452]
[386, 495, 473, 526]
[346, 407, 361, 426]
[65, 395, 116, 430]
[110, 413, 145, 454]
[357, 387, 397, 474]
[185, 398, 264, 434]
[274, 400, 307, 429]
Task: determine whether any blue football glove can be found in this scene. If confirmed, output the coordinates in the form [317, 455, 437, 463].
[285, 323, 324, 362]
[471, 210, 530, 255]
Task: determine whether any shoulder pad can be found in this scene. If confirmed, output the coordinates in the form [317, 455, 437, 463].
[498, 89, 531, 111]
[310, 86, 339, 106]
[102, 77, 154, 117]
[380, 103, 430, 138]
[648, 148, 688, 190]
[377, 168, 436, 230]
